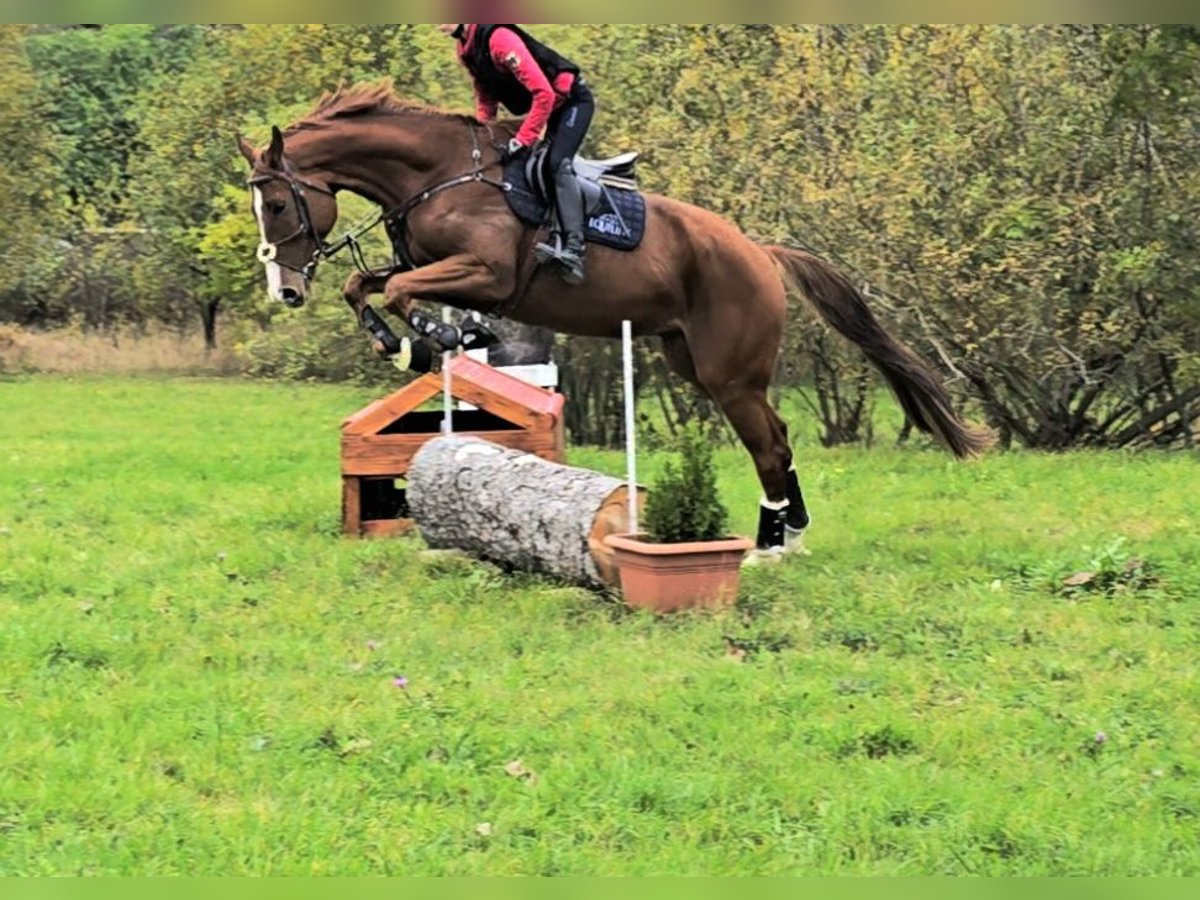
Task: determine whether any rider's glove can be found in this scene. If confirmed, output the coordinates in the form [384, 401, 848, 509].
[500, 138, 529, 165]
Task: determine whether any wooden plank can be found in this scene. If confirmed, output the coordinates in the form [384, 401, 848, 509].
[341, 372, 442, 435]
[347, 431, 559, 452]
[449, 376, 552, 430]
[342, 476, 362, 536]
[449, 355, 565, 419]
[551, 413, 566, 463]
[360, 518, 416, 538]
[344, 424, 559, 454]
[342, 430, 559, 476]
[344, 359, 565, 437]
[341, 435, 421, 476]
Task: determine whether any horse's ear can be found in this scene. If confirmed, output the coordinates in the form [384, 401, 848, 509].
[236, 133, 257, 166]
[265, 126, 285, 170]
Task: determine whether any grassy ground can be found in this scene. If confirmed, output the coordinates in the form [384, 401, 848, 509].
[0, 375, 1197, 875]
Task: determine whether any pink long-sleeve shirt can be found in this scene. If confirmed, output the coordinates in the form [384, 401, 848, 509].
[458, 25, 577, 147]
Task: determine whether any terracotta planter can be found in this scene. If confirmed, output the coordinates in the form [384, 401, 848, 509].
[602, 532, 755, 613]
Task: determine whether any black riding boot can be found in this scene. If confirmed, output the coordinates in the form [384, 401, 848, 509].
[553, 159, 586, 285]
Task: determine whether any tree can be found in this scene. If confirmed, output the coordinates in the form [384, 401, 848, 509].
[0, 26, 63, 323]
[751, 25, 1199, 448]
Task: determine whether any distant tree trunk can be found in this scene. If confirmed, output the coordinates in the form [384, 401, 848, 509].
[200, 298, 220, 350]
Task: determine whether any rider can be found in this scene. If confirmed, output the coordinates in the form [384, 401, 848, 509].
[439, 23, 594, 285]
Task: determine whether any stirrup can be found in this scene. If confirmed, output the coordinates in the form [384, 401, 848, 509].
[534, 233, 563, 265]
[558, 246, 585, 285]
[561, 263, 585, 286]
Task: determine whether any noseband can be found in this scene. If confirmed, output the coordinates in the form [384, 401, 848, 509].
[247, 169, 336, 281]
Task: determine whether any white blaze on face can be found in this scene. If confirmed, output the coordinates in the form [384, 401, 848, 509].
[251, 186, 285, 301]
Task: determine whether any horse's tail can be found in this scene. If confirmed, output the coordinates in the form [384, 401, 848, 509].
[764, 245, 995, 459]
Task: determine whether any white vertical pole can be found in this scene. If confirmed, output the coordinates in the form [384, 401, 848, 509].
[441, 307, 453, 435]
[622, 319, 638, 534]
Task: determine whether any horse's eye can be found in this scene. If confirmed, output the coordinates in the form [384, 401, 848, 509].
[267, 200, 287, 216]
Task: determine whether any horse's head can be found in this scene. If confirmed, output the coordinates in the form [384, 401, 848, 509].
[237, 126, 338, 308]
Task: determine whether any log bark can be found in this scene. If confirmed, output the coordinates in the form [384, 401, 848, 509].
[408, 436, 641, 589]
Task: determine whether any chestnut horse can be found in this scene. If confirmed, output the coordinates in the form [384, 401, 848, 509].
[237, 85, 992, 554]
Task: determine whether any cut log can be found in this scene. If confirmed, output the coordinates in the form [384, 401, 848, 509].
[407, 436, 643, 589]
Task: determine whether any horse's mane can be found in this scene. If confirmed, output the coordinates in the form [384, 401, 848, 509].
[284, 80, 482, 136]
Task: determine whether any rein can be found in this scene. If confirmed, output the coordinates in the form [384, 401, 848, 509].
[249, 122, 511, 279]
[380, 123, 510, 271]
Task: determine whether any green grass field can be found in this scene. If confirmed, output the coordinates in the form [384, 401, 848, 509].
[1, 375, 1197, 875]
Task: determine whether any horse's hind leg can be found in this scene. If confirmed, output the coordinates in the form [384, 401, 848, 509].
[663, 331, 794, 555]
[729, 389, 810, 554]
[660, 331, 705, 391]
[710, 385, 795, 554]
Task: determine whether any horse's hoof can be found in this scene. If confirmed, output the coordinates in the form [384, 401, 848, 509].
[742, 547, 785, 567]
[784, 526, 811, 556]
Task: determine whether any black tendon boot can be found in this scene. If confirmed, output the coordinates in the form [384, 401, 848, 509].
[755, 499, 789, 552]
[552, 159, 586, 285]
[459, 317, 500, 352]
[783, 466, 811, 555]
[785, 466, 811, 532]
[361, 305, 401, 357]
[407, 309, 461, 352]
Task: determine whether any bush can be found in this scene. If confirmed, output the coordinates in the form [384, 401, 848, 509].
[0, 324, 30, 374]
[642, 422, 729, 543]
[236, 302, 397, 386]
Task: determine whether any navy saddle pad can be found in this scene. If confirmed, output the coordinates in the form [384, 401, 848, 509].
[502, 160, 646, 252]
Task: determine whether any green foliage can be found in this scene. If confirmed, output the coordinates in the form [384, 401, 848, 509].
[642, 422, 730, 542]
[1012, 535, 1161, 600]
[0, 26, 60, 305]
[196, 186, 270, 312]
[23, 25, 202, 224]
[1, 25, 1197, 448]
[1, 377, 1199, 874]
[235, 300, 400, 387]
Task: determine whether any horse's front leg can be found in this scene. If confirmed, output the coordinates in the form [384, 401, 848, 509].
[381, 254, 514, 352]
[341, 270, 402, 356]
[341, 270, 437, 372]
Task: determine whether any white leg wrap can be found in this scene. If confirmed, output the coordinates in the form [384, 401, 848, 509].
[390, 338, 413, 371]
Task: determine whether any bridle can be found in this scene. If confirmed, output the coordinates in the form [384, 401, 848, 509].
[247, 169, 336, 281]
[246, 121, 511, 282]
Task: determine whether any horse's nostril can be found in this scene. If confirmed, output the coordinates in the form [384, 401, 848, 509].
[279, 286, 301, 304]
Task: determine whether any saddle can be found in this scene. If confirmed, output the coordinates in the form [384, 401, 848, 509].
[503, 146, 647, 252]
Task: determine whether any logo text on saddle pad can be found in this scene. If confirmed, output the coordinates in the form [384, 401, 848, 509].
[587, 213, 628, 238]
